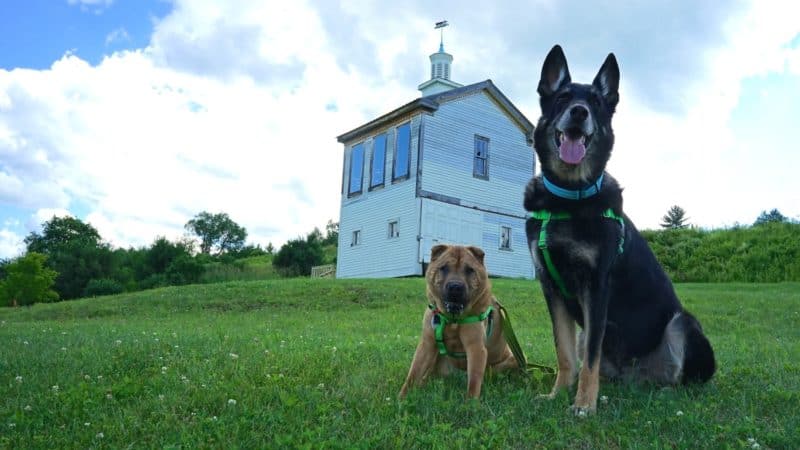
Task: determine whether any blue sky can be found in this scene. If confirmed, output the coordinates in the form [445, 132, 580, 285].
[1, 0, 799, 258]
[0, 0, 170, 69]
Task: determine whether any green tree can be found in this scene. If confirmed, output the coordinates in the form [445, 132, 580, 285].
[324, 220, 339, 245]
[24, 216, 102, 252]
[272, 232, 324, 277]
[660, 205, 690, 229]
[185, 212, 248, 255]
[754, 209, 788, 226]
[24, 216, 115, 299]
[0, 252, 59, 306]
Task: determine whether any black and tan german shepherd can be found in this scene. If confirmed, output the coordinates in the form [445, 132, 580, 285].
[524, 45, 715, 415]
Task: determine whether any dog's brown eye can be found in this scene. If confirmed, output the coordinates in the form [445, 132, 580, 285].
[465, 266, 475, 275]
[439, 266, 448, 275]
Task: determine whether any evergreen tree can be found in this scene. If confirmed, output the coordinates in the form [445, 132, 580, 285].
[660, 205, 690, 229]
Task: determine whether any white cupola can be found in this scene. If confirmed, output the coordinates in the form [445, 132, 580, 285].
[418, 21, 463, 96]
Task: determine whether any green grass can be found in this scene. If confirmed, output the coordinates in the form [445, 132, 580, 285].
[1, 279, 798, 449]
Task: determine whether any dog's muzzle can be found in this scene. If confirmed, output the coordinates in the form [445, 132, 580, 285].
[443, 281, 467, 314]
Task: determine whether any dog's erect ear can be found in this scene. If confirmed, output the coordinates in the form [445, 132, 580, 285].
[538, 45, 571, 98]
[593, 52, 620, 109]
[466, 246, 485, 266]
[430, 245, 449, 263]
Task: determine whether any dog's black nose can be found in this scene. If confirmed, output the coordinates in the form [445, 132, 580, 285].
[445, 281, 466, 299]
[570, 105, 588, 122]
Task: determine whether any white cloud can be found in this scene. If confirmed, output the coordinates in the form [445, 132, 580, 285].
[105, 28, 131, 46]
[0, 228, 24, 259]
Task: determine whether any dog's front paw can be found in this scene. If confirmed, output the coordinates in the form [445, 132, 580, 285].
[569, 403, 596, 418]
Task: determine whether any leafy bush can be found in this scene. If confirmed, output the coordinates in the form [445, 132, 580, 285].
[0, 252, 59, 306]
[84, 278, 125, 297]
[273, 233, 324, 277]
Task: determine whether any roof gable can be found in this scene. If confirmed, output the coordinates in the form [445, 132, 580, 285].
[336, 80, 534, 144]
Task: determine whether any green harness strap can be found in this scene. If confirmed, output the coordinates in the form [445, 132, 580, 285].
[428, 303, 555, 374]
[529, 208, 625, 299]
[428, 304, 493, 359]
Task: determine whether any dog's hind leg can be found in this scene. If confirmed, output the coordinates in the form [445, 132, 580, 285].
[678, 311, 716, 383]
[540, 300, 578, 400]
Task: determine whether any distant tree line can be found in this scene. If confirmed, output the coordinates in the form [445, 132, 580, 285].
[0, 213, 339, 307]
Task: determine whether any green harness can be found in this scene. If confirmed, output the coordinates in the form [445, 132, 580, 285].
[428, 303, 555, 374]
[428, 304, 494, 359]
[529, 208, 625, 299]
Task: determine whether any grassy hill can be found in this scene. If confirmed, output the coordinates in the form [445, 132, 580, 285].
[1, 278, 798, 448]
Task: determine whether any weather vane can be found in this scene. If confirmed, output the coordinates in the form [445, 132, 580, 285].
[434, 20, 449, 52]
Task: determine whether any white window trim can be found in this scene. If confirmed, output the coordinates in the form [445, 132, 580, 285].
[388, 219, 400, 239]
[351, 229, 362, 247]
[500, 225, 512, 251]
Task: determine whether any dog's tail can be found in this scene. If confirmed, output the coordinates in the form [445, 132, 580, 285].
[679, 311, 716, 384]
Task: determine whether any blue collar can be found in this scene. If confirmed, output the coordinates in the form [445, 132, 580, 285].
[542, 173, 605, 200]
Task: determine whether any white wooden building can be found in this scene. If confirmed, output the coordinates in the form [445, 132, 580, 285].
[335, 42, 535, 279]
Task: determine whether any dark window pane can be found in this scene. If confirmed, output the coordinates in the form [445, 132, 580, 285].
[349, 143, 364, 195]
[371, 134, 386, 187]
[394, 123, 411, 180]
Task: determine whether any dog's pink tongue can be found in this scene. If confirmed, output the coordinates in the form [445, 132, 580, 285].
[559, 137, 586, 165]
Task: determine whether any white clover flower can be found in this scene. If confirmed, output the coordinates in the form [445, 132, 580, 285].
[8, 423, 15, 428]
[84, 422, 91, 427]
[174, 345, 179, 349]
[61, 331, 66, 335]
[227, 398, 237, 406]
[317, 383, 325, 389]
[158, 394, 165, 401]
[577, 409, 587, 418]
[15, 375, 22, 383]
[331, 346, 337, 352]
[115, 340, 122, 345]
[96, 375, 103, 380]
[676, 410, 684, 416]
[96, 432, 104, 439]
[154, 338, 159, 342]
[61, 347, 67, 351]
[23, 341, 29, 345]
[106, 393, 113, 399]
[84, 374, 91, 380]
[229, 353, 239, 359]
[600, 395, 608, 404]
[52, 385, 59, 391]
[24, 405, 32, 411]
[212, 416, 218, 421]
[161, 366, 168, 372]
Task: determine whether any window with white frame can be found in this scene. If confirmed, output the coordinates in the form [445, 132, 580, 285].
[351, 229, 362, 246]
[500, 226, 511, 250]
[474, 135, 489, 179]
[388, 220, 399, 238]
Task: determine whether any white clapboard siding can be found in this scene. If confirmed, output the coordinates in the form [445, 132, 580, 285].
[337, 115, 423, 278]
[421, 91, 534, 216]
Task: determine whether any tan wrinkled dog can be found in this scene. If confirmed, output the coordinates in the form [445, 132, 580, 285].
[399, 245, 518, 399]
